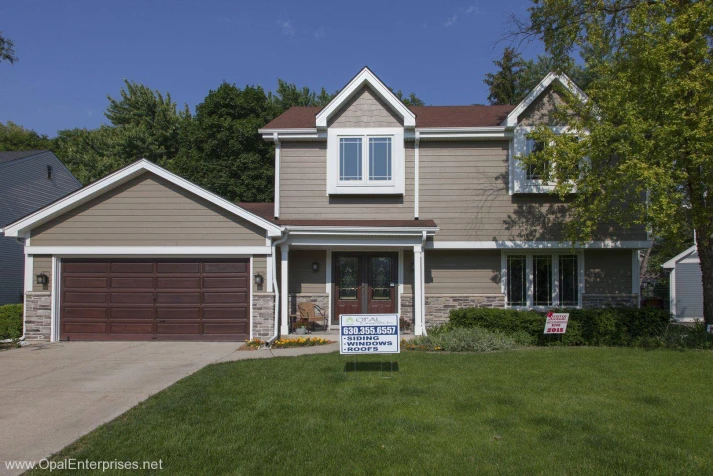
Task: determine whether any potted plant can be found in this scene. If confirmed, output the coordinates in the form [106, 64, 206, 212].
[294, 320, 309, 335]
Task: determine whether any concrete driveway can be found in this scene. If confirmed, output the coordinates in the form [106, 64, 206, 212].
[0, 341, 240, 475]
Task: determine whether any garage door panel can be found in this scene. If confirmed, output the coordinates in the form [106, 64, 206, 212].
[203, 262, 247, 274]
[157, 277, 201, 289]
[64, 292, 108, 304]
[61, 258, 249, 341]
[63, 262, 108, 274]
[64, 277, 108, 288]
[110, 308, 154, 319]
[157, 262, 200, 274]
[110, 262, 155, 274]
[110, 292, 154, 304]
[110, 277, 154, 288]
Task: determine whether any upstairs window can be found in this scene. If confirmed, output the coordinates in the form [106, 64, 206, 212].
[525, 138, 548, 180]
[339, 138, 363, 181]
[369, 137, 392, 181]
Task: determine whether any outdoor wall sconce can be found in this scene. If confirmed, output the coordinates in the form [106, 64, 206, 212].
[254, 274, 264, 286]
[36, 273, 49, 286]
[312, 262, 319, 272]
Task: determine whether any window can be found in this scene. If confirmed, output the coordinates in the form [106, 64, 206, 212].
[503, 252, 582, 308]
[339, 138, 362, 181]
[327, 128, 405, 195]
[525, 138, 548, 180]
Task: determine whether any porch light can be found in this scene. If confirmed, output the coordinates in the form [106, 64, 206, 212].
[36, 273, 49, 285]
[254, 273, 264, 286]
[312, 262, 319, 272]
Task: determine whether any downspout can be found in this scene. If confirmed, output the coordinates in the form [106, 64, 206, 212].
[267, 229, 289, 346]
[421, 231, 428, 337]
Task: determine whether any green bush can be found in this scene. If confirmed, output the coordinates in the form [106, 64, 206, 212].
[447, 307, 672, 347]
[654, 322, 713, 350]
[0, 304, 23, 340]
[404, 326, 518, 352]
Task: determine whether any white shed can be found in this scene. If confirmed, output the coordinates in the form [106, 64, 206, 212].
[663, 245, 704, 321]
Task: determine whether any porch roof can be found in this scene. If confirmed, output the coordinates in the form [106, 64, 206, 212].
[238, 202, 437, 229]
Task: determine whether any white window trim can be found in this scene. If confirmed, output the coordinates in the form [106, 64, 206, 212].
[327, 127, 405, 195]
[510, 126, 581, 195]
[501, 250, 584, 309]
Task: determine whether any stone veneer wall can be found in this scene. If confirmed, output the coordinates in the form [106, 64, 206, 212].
[24, 292, 52, 341]
[252, 292, 275, 339]
[582, 294, 639, 308]
[289, 293, 330, 327]
[400, 294, 414, 331]
[424, 294, 505, 328]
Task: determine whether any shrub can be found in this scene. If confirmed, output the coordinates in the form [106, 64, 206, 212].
[0, 304, 23, 340]
[446, 307, 671, 347]
[655, 322, 713, 350]
[404, 327, 518, 352]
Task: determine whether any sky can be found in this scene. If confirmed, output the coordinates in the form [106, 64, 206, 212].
[0, 0, 542, 137]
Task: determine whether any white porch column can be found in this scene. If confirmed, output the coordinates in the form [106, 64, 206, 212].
[414, 245, 424, 335]
[280, 245, 290, 335]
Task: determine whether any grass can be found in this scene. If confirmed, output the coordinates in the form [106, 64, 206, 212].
[32, 348, 713, 475]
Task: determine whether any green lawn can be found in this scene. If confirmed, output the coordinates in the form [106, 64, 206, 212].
[34, 348, 712, 475]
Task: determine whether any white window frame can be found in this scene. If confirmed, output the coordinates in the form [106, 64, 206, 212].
[501, 250, 584, 309]
[510, 126, 581, 194]
[327, 127, 405, 195]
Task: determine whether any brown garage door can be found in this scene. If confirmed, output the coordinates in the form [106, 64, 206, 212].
[60, 259, 250, 341]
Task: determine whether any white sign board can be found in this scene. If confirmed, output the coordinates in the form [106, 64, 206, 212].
[707, 324, 713, 334]
[544, 312, 569, 334]
[340, 314, 400, 354]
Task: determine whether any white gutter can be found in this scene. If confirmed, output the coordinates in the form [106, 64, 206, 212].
[420, 231, 428, 337]
[267, 230, 289, 346]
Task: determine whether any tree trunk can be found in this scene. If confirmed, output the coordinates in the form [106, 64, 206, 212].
[639, 246, 652, 288]
[695, 227, 713, 326]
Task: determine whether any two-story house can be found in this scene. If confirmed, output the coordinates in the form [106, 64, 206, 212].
[3, 68, 649, 343]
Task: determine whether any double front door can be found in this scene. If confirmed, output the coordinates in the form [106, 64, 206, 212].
[333, 253, 397, 324]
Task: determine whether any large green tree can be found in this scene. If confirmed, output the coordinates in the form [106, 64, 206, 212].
[0, 121, 51, 150]
[484, 47, 527, 105]
[0, 31, 18, 64]
[514, 0, 713, 324]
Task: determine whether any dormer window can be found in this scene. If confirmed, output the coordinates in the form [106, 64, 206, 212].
[328, 128, 404, 195]
[525, 138, 548, 180]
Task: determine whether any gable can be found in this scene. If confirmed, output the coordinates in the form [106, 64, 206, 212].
[518, 85, 571, 126]
[31, 172, 267, 246]
[328, 86, 403, 128]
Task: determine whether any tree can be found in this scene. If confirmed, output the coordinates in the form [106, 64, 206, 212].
[484, 47, 526, 105]
[0, 31, 18, 64]
[512, 1, 713, 325]
[518, 55, 590, 99]
[0, 121, 51, 151]
[392, 89, 425, 107]
[268, 79, 335, 110]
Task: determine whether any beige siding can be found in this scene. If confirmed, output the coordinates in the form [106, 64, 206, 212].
[31, 173, 267, 246]
[32, 255, 52, 292]
[329, 86, 402, 128]
[585, 250, 632, 294]
[519, 86, 569, 126]
[425, 250, 502, 294]
[288, 250, 327, 294]
[253, 256, 267, 293]
[420, 141, 646, 242]
[279, 142, 415, 220]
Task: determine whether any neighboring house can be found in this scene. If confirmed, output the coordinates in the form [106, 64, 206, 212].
[3, 67, 649, 343]
[663, 245, 703, 321]
[0, 150, 82, 305]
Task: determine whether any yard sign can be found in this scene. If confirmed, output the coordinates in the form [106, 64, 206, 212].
[544, 312, 569, 334]
[340, 314, 400, 354]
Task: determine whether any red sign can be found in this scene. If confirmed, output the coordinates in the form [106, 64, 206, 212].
[544, 312, 569, 334]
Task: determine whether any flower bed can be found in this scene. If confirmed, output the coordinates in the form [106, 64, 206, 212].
[243, 337, 333, 350]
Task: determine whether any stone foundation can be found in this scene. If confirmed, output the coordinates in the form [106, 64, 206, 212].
[425, 294, 506, 328]
[252, 293, 275, 340]
[400, 294, 414, 331]
[24, 292, 52, 341]
[582, 294, 639, 308]
[289, 293, 330, 326]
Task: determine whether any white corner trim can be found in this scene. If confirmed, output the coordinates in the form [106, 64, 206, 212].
[414, 132, 420, 219]
[273, 133, 281, 218]
[24, 254, 34, 292]
[503, 72, 588, 127]
[663, 245, 697, 269]
[249, 256, 254, 340]
[24, 246, 272, 256]
[3, 159, 282, 237]
[427, 240, 652, 250]
[316, 67, 416, 128]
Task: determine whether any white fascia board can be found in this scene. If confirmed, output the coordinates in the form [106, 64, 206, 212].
[25, 246, 272, 256]
[315, 67, 416, 129]
[287, 235, 424, 247]
[260, 130, 325, 142]
[503, 72, 588, 127]
[3, 159, 282, 237]
[427, 240, 652, 250]
[285, 226, 438, 235]
[663, 245, 697, 269]
[416, 127, 512, 140]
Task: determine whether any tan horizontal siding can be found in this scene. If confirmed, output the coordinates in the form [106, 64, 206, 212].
[31, 173, 267, 246]
[585, 250, 632, 294]
[424, 250, 502, 294]
[279, 142, 414, 220]
[288, 250, 327, 294]
[32, 255, 52, 292]
[328, 86, 402, 128]
[253, 256, 267, 293]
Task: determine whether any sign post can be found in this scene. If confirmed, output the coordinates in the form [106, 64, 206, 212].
[544, 312, 569, 334]
[340, 314, 400, 376]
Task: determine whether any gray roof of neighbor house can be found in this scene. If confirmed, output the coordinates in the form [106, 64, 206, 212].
[0, 150, 49, 164]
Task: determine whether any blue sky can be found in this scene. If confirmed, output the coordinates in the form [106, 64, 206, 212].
[0, 0, 541, 137]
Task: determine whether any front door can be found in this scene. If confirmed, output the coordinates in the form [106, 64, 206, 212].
[333, 253, 397, 324]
